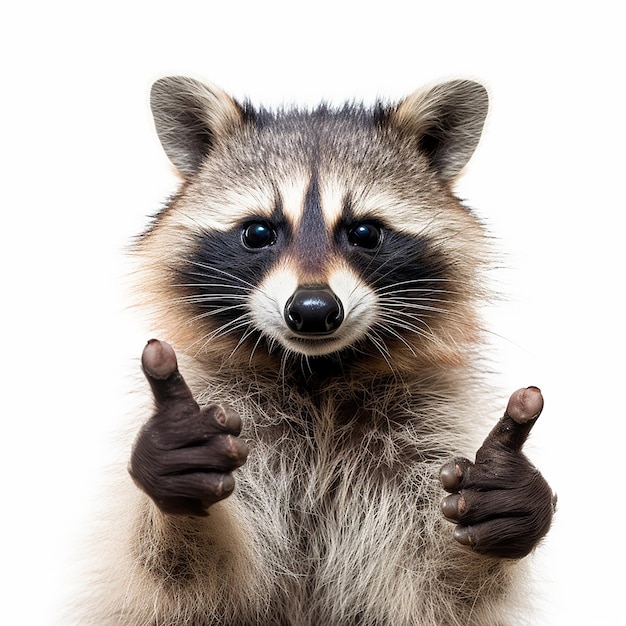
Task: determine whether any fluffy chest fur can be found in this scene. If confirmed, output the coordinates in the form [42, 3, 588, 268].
[182, 367, 492, 624]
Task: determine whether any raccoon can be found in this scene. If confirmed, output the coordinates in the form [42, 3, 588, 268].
[72, 77, 555, 625]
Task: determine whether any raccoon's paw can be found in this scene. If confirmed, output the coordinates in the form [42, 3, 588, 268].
[129, 339, 249, 516]
[440, 387, 556, 559]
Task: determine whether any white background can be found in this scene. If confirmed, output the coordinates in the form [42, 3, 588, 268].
[2, 2, 623, 624]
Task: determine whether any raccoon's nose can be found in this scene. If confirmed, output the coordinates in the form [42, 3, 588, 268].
[284, 286, 344, 335]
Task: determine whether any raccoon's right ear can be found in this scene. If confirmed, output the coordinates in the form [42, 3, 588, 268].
[150, 76, 245, 177]
[390, 80, 489, 180]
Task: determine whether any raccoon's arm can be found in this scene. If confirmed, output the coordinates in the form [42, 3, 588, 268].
[69, 346, 267, 625]
[129, 339, 249, 516]
[440, 387, 556, 558]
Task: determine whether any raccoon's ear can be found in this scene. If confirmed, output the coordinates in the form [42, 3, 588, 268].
[391, 80, 489, 180]
[150, 76, 245, 176]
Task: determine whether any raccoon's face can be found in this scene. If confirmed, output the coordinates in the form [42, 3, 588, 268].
[138, 77, 489, 370]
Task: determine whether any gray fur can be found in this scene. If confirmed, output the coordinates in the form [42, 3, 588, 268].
[150, 76, 244, 176]
[392, 79, 489, 179]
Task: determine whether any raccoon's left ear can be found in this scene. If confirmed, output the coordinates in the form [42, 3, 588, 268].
[391, 80, 489, 180]
[150, 76, 245, 177]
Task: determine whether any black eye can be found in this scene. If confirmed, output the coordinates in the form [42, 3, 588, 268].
[347, 222, 382, 249]
[242, 222, 277, 249]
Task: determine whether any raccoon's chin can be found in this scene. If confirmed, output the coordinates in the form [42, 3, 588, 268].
[268, 321, 369, 357]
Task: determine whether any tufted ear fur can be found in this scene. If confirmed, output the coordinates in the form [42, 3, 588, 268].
[391, 80, 489, 180]
[150, 76, 245, 177]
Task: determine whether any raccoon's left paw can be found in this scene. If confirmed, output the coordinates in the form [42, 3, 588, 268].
[440, 387, 556, 559]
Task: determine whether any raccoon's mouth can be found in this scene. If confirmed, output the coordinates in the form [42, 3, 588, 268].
[283, 333, 347, 356]
[288, 335, 341, 344]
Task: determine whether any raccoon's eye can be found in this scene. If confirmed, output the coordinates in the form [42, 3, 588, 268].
[242, 222, 277, 249]
[347, 222, 382, 249]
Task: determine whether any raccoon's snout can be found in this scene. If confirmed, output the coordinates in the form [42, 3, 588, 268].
[284, 286, 344, 335]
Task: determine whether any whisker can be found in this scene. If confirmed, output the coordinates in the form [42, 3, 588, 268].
[184, 261, 258, 291]
[377, 286, 457, 299]
[229, 325, 259, 360]
[375, 316, 436, 344]
[363, 251, 450, 290]
[248, 332, 266, 367]
[367, 330, 397, 373]
[175, 279, 248, 290]
[376, 306, 442, 339]
[189, 314, 253, 356]
[209, 315, 253, 341]
[190, 304, 247, 318]
[179, 260, 277, 310]
[176, 293, 248, 303]
[375, 277, 452, 289]
[382, 294, 452, 306]
[375, 323, 418, 357]
[381, 301, 458, 317]
[376, 285, 462, 301]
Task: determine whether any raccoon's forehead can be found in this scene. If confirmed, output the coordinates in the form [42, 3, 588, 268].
[162, 112, 452, 237]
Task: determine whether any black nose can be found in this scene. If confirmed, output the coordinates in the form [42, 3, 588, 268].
[284, 286, 344, 335]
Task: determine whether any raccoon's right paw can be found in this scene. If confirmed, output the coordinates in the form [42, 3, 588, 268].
[128, 339, 249, 516]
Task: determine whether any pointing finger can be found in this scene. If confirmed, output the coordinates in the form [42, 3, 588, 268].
[141, 339, 196, 408]
[476, 386, 544, 459]
[505, 386, 544, 425]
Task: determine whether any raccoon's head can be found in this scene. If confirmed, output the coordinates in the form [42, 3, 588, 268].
[136, 76, 489, 374]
